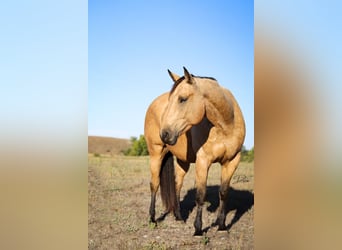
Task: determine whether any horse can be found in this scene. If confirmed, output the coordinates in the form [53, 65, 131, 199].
[144, 67, 245, 235]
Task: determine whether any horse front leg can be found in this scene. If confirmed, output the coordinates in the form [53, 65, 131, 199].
[193, 154, 210, 235]
[216, 152, 241, 230]
[149, 156, 162, 223]
[174, 160, 189, 220]
[194, 189, 205, 235]
[149, 183, 158, 223]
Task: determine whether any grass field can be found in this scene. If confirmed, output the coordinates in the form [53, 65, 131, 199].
[88, 154, 254, 249]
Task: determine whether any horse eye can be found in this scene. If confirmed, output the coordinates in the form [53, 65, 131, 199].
[179, 96, 188, 103]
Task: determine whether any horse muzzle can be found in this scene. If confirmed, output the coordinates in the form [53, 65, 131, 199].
[160, 128, 178, 146]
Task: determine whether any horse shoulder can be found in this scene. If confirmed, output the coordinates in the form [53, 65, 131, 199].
[145, 92, 170, 153]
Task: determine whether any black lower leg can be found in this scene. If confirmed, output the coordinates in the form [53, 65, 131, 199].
[217, 208, 226, 230]
[174, 193, 182, 220]
[194, 205, 203, 235]
[216, 185, 229, 230]
[193, 188, 205, 235]
[149, 192, 156, 223]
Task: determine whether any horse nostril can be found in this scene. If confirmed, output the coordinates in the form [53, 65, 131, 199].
[161, 130, 169, 141]
[160, 129, 178, 145]
[161, 129, 173, 143]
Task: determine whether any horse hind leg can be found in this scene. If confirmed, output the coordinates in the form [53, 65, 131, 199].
[149, 155, 162, 223]
[216, 152, 241, 230]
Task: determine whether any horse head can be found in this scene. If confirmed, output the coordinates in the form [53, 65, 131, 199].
[160, 67, 205, 145]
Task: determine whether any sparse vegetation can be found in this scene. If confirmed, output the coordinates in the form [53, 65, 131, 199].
[148, 221, 157, 230]
[143, 241, 169, 250]
[201, 234, 210, 245]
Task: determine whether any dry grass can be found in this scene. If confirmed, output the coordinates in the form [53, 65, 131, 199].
[88, 155, 254, 249]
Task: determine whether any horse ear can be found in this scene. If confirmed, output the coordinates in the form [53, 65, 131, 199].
[183, 67, 195, 84]
[167, 69, 180, 83]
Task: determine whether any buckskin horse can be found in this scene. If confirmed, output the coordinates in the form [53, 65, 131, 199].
[144, 67, 245, 235]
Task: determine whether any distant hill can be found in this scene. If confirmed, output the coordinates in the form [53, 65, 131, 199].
[88, 136, 131, 156]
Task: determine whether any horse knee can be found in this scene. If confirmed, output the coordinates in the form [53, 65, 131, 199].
[195, 186, 206, 206]
[150, 163, 161, 193]
[219, 183, 230, 200]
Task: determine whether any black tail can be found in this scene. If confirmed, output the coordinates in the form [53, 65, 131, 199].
[159, 152, 177, 213]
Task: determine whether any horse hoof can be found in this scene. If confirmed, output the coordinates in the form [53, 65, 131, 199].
[174, 213, 183, 221]
[193, 230, 203, 236]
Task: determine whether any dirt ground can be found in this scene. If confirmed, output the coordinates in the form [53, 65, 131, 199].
[88, 155, 254, 249]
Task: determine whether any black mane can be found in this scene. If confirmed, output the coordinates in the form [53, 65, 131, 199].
[170, 75, 216, 94]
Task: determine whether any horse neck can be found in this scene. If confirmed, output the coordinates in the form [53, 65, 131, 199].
[198, 79, 235, 134]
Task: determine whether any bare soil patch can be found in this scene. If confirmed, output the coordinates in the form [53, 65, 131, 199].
[88, 155, 254, 249]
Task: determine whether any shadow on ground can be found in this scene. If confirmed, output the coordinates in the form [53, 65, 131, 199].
[179, 186, 254, 231]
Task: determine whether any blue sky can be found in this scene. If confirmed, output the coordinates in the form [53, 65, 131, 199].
[89, 0, 254, 149]
[0, 1, 87, 157]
